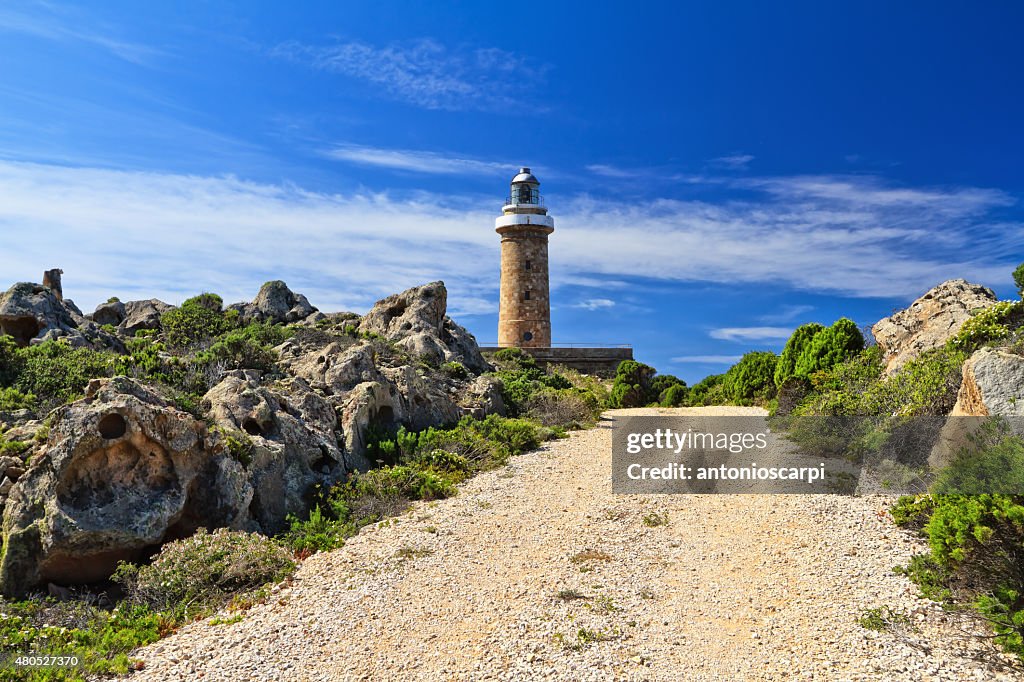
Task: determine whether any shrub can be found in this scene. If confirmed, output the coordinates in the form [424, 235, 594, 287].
[659, 383, 689, 407]
[722, 351, 778, 404]
[0, 598, 169, 677]
[688, 374, 725, 406]
[608, 360, 657, 408]
[0, 335, 19, 386]
[441, 361, 469, 380]
[282, 504, 353, 554]
[113, 528, 294, 616]
[860, 345, 967, 417]
[950, 300, 1024, 353]
[793, 318, 864, 379]
[161, 293, 239, 349]
[1015, 262, 1024, 298]
[14, 341, 116, 409]
[197, 323, 288, 372]
[0, 386, 34, 411]
[932, 419, 1024, 495]
[774, 323, 824, 387]
[524, 388, 599, 429]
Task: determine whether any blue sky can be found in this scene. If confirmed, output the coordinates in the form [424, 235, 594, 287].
[1, 1, 1022, 383]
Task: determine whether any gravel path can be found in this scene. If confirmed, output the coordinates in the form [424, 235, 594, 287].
[129, 407, 1020, 681]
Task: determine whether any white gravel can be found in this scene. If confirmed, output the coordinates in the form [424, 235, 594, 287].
[126, 407, 1021, 681]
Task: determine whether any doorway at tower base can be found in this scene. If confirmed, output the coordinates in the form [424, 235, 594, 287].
[478, 346, 633, 378]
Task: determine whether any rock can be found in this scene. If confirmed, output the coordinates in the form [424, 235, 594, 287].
[929, 347, 1024, 469]
[203, 372, 361, 532]
[230, 281, 317, 325]
[0, 282, 79, 346]
[951, 347, 1024, 417]
[42, 269, 63, 301]
[118, 299, 175, 337]
[0, 377, 252, 597]
[460, 376, 506, 419]
[91, 300, 127, 327]
[872, 279, 998, 374]
[358, 282, 489, 373]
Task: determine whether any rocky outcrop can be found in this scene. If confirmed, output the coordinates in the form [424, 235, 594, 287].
[118, 299, 175, 337]
[358, 282, 489, 373]
[229, 281, 317, 325]
[0, 378, 252, 597]
[0, 282, 79, 346]
[950, 347, 1024, 417]
[929, 347, 1024, 470]
[90, 299, 126, 327]
[202, 372, 363, 532]
[872, 279, 998, 374]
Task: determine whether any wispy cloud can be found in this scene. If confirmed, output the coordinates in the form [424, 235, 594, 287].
[324, 144, 510, 175]
[271, 38, 545, 111]
[711, 154, 754, 170]
[585, 164, 641, 179]
[758, 304, 814, 324]
[708, 327, 794, 342]
[572, 298, 616, 310]
[671, 355, 743, 364]
[0, 5, 163, 65]
[0, 162, 1018, 319]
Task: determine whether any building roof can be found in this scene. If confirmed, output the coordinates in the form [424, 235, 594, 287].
[511, 167, 539, 184]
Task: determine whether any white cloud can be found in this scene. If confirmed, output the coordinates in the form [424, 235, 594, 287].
[758, 304, 814, 324]
[324, 144, 510, 176]
[709, 327, 794, 342]
[670, 355, 743, 364]
[586, 164, 641, 179]
[573, 298, 615, 310]
[0, 161, 1018, 320]
[272, 39, 545, 111]
[711, 154, 754, 170]
[0, 5, 163, 65]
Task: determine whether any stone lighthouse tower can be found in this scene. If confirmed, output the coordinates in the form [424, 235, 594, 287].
[496, 168, 554, 348]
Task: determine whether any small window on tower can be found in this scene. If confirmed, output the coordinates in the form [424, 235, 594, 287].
[524, 290, 531, 300]
[523, 331, 533, 342]
[525, 260, 532, 271]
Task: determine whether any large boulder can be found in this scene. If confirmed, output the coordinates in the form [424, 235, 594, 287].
[0, 378, 252, 597]
[358, 281, 489, 373]
[929, 347, 1024, 470]
[90, 299, 127, 327]
[872, 279, 998, 374]
[202, 372, 364, 532]
[229, 281, 317, 325]
[118, 299, 175, 337]
[0, 282, 79, 346]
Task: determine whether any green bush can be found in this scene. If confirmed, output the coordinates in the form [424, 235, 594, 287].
[860, 345, 967, 417]
[524, 388, 600, 429]
[0, 335, 19, 386]
[793, 318, 864, 379]
[688, 374, 726, 406]
[441, 361, 469, 380]
[722, 351, 778, 404]
[13, 341, 116, 409]
[1014, 262, 1024, 298]
[932, 419, 1024, 495]
[113, 528, 294, 616]
[950, 300, 1024, 353]
[774, 323, 824, 387]
[197, 323, 289, 372]
[161, 293, 239, 349]
[608, 360, 657, 408]
[282, 503, 354, 554]
[0, 386, 34, 411]
[659, 383, 689, 407]
[0, 598, 169, 678]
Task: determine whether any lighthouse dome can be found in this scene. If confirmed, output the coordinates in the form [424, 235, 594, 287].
[511, 167, 539, 185]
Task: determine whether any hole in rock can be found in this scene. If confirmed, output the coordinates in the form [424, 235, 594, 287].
[242, 418, 264, 437]
[97, 413, 128, 439]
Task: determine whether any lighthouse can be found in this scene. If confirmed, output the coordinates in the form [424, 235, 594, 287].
[496, 167, 554, 348]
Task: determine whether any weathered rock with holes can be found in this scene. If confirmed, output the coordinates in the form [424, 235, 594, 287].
[0, 282, 80, 347]
[872, 279, 998, 374]
[358, 281, 489, 373]
[118, 299, 175, 337]
[229, 281, 317, 325]
[202, 372, 362, 533]
[0, 377, 252, 597]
